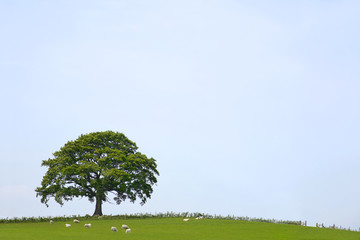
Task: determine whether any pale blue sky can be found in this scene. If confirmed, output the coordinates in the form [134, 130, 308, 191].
[1, 0, 360, 229]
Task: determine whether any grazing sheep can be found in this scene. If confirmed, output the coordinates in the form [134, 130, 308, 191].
[125, 228, 131, 234]
[111, 227, 118, 232]
[122, 224, 129, 229]
[73, 219, 80, 223]
[65, 224, 71, 227]
[183, 218, 189, 222]
[50, 220, 53, 224]
[84, 223, 91, 228]
[196, 216, 203, 220]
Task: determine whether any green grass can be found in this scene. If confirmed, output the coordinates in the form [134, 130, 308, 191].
[0, 217, 359, 240]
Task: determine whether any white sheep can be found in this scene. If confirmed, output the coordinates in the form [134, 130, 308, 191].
[183, 218, 189, 222]
[65, 224, 71, 227]
[84, 223, 91, 228]
[50, 220, 53, 224]
[125, 228, 131, 234]
[111, 226, 118, 232]
[196, 216, 203, 220]
[73, 219, 80, 223]
[122, 224, 129, 229]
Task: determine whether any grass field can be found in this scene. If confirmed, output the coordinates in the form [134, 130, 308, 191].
[1, 217, 359, 240]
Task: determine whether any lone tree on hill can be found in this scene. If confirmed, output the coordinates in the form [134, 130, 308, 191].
[35, 131, 159, 216]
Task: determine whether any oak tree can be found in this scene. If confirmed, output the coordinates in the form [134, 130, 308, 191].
[35, 131, 159, 216]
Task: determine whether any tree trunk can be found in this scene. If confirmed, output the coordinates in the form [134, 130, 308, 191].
[93, 195, 103, 216]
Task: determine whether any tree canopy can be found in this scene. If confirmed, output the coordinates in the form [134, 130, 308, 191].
[35, 131, 159, 216]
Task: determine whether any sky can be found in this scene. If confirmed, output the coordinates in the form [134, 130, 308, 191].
[1, 0, 360, 230]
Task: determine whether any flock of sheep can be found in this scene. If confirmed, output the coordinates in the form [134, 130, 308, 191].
[50, 219, 131, 233]
[48, 216, 204, 234]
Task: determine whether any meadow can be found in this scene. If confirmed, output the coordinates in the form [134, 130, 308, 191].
[1, 217, 359, 240]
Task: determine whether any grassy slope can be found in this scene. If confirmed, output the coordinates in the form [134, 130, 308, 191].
[0, 218, 359, 240]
